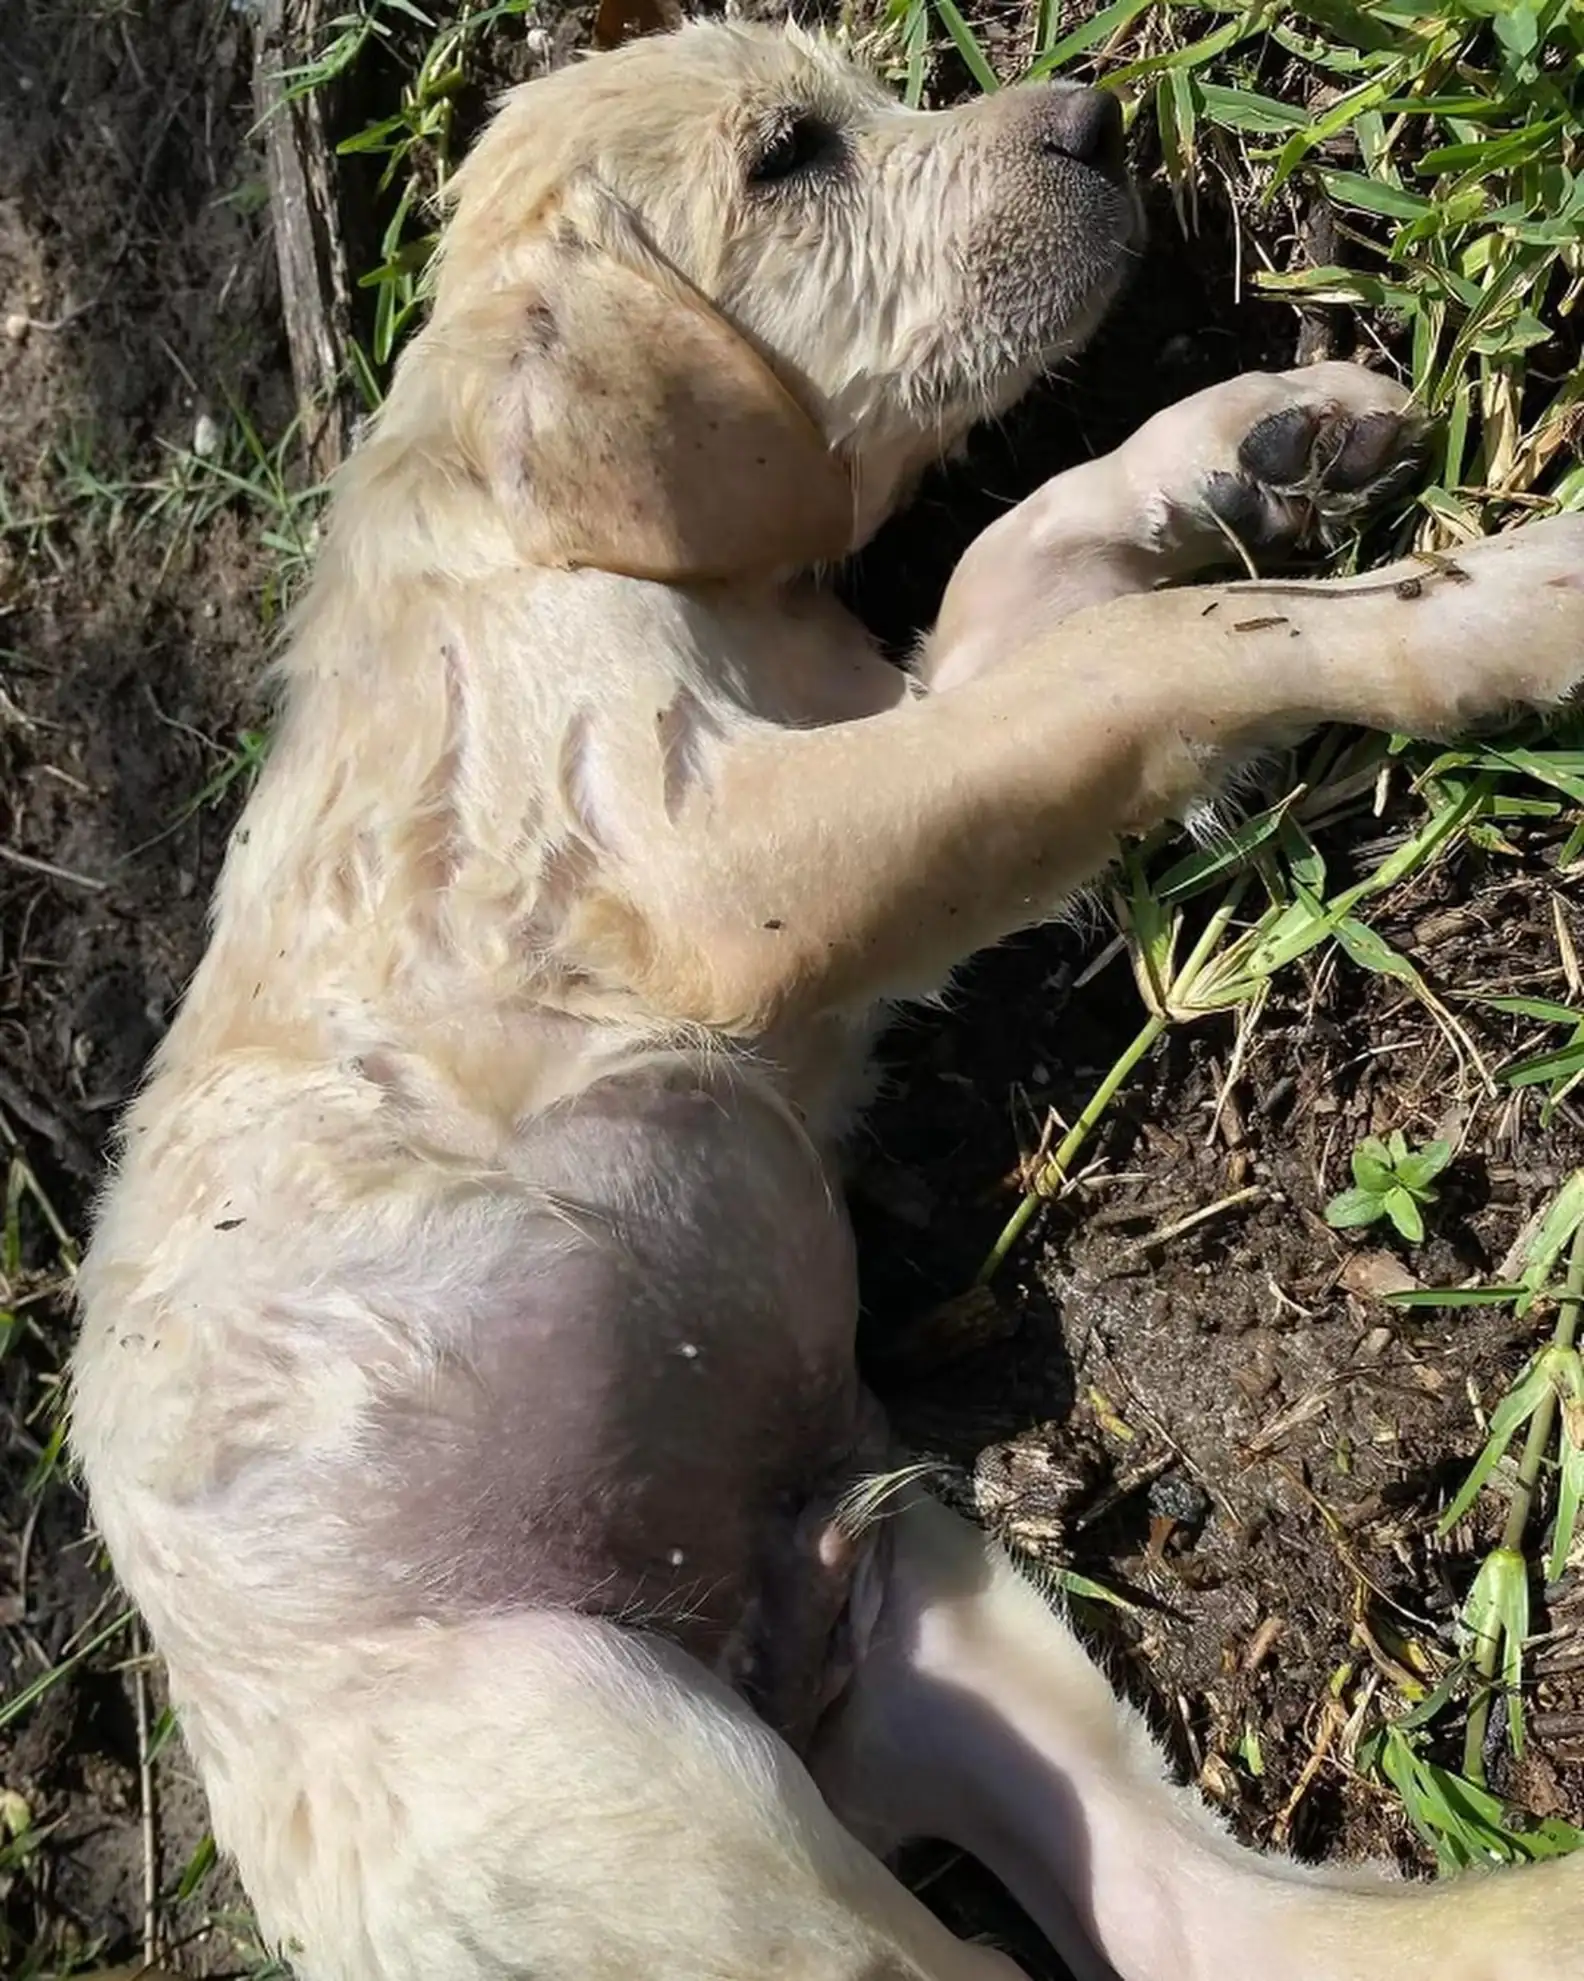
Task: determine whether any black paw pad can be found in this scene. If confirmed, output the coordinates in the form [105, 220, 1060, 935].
[1210, 400, 1427, 552]
[1237, 404, 1325, 488]
[1202, 470, 1275, 541]
[1319, 408, 1423, 492]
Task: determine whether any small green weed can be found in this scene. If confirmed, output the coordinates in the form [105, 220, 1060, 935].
[1324, 1129, 1454, 1242]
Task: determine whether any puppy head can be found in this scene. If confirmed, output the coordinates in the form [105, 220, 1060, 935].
[428, 23, 1138, 575]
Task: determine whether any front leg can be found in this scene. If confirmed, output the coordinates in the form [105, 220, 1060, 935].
[923, 361, 1422, 690]
[576, 516, 1584, 1035]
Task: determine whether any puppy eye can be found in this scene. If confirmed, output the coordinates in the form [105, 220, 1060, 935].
[750, 115, 841, 187]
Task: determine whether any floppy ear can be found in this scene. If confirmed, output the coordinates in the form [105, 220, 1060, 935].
[468, 191, 856, 583]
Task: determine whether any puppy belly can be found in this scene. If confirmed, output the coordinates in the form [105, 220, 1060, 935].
[339, 1061, 883, 1742]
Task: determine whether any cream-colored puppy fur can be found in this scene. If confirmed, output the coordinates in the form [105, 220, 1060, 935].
[72, 21, 1584, 1981]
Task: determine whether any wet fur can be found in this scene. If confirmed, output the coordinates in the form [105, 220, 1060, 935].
[71, 23, 1584, 1981]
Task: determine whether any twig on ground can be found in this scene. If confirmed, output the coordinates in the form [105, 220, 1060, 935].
[1112, 1183, 1268, 1263]
[133, 1624, 161, 1968]
[0, 841, 109, 891]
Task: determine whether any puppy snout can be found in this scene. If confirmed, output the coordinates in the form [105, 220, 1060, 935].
[1036, 83, 1126, 184]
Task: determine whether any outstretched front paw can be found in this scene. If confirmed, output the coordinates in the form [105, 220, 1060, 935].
[1129, 361, 1427, 567]
[1205, 369, 1425, 552]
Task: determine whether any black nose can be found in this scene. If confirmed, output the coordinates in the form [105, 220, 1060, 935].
[1038, 84, 1126, 183]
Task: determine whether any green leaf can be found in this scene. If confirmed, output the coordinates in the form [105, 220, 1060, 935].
[1493, 2, 1543, 59]
[356, 238, 434, 287]
[1326, 1186, 1387, 1230]
[1395, 1141, 1453, 1191]
[1030, 0, 1062, 58]
[1269, 73, 1400, 195]
[1275, 814, 1328, 897]
[1256, 264, 1420, 311]
[1198, 82, 1307, 133]
[1505, 1039, 1584, 1090]
[1439, 1358, 1554, 1532]
[1384, 1285, 1527, 1309]
[1548, 1410, 1584, 1587]
[1285, 0, 1408, 55]
[1024, 0, 1153, 75]
[1057, 1567, 1137, 1611]
[337, 111, 411, 156]
[0, 1609, 135, 1733]
[1316, 167, 1431, 219]
[900, 0, 928, 109]
[1117, 848, 1178, 1012]
[174, 1831, 218, 1904]
[1154, 803, 1290, 903]
[1473, 310, 1555, 359]
[1480, 996, 1584, 1027]
[1519, 1172, 1584, 1310]
[1155, 64, 1199, 184]
[1420, 117, 1566, 177]
[1484, 748, 1584, 806]
[932, 0, 999, 92]
[1384, 1186, 1426, 1243]
[1336, 915, 1419, 984]
[146, 1703, 181, 1763]
[1233, 896, 1337, 978]
[1366, 1723, 1582, 1872]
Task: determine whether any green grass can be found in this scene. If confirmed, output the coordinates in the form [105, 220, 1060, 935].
[0, 405, 323, 612]
[879, 0, 1584, 1866]
[279, 0, 543, 386]
[1386, 1190, 1584, 1780]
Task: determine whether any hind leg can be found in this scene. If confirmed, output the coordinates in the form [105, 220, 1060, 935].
[813, 1497, 1584, 1981]
[199, 1605, 1029, 1981]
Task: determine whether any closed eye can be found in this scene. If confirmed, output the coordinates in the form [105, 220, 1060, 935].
[749, 113, 844, 187]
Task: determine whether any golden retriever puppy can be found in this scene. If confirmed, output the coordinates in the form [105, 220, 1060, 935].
[71, 20, 1584, 1981]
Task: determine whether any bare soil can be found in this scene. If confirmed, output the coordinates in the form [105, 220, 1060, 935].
[1, 4, 1579, 1976]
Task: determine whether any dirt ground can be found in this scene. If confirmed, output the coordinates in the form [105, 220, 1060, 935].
[1, 2, 1581, 1976]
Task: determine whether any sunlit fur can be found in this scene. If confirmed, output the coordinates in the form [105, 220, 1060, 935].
[70, 21, 1584, 1981]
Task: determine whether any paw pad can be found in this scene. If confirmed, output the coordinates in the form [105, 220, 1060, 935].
[1204, 400, 1426, 553]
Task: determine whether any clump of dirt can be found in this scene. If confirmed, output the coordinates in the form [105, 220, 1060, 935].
[1, 5, 1579, 1978]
